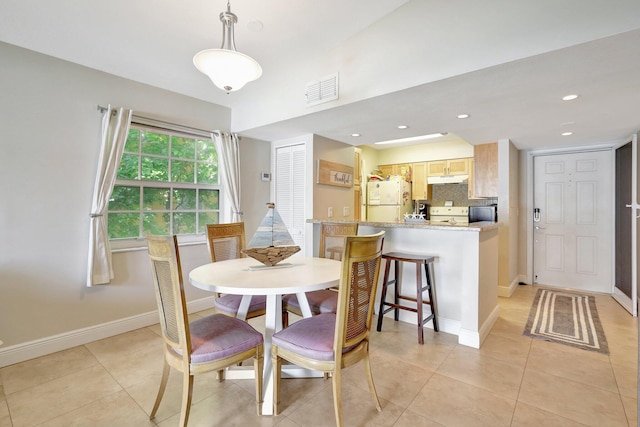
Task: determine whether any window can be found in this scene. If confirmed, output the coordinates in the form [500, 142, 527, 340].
[107, 123, 221, 243]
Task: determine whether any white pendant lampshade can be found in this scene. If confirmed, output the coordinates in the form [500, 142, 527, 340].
[193, 1, 262, 93]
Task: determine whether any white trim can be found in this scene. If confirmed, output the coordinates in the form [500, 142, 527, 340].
[457, 304, 500, 349]
[0, 296, 216, 368]
[498, 275, 522, 297]
[612, 287, 634, 313]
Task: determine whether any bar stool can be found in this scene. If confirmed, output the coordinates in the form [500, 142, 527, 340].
[376, 252, 438, 344]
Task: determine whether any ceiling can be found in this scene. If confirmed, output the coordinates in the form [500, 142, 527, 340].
[2, 0, 640, 151]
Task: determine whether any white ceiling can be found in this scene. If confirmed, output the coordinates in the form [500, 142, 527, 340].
[2, 0, 640, 150]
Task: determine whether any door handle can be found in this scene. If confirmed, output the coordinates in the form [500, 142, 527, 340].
[535, 225, 545, 230]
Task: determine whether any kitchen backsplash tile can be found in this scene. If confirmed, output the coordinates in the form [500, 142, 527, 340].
[430, 183, 497, 207]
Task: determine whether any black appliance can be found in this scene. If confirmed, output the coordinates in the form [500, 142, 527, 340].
[418, 202, 429, 219]
[469, 204, 497, 223]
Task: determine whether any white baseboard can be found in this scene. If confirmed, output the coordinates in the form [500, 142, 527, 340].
[498, 275, 522, 297]
[457, 304, 500, 349]
[0, 297, 216, 368]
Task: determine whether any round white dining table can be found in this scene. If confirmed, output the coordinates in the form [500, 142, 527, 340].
[189, 255, 341, 415]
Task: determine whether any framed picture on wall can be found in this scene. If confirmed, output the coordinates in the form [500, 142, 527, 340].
[317, 160, 353, 187]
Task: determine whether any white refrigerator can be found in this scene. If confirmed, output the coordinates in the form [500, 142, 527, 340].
[367, 180, 413, 222]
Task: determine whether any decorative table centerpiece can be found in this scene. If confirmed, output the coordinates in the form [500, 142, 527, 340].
[242, 202, 301, 267]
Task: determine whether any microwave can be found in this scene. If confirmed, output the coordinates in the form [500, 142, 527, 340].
[469, 205, 497, 223]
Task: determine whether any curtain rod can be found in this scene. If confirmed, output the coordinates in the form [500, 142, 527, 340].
[96, 104, 236, 139]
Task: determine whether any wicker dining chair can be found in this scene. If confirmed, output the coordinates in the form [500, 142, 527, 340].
[145, 234, 264, 426]
[282, 223, 359, 327]
[272, 231, 385, 426]
[206, 222, 267, 319]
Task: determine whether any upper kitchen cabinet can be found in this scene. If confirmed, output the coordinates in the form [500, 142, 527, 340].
[427, 158, 470, 176]
[472, 142, 498, 198]
[411, 162, 432, 200]
[378, 163, 411, 181]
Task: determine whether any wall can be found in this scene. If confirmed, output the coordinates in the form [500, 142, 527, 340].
[373, 139, 474, 165]
[312, 136, 354, 220]
[497, 139, 520, 296]
[0, 42, 269, 363]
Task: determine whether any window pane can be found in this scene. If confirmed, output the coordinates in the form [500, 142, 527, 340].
[141, 156, 169, 181]
[117, 153, 140, 180]
[143, 212, 170, 235]
[109, 186, 140, 210]
[171, 160, 195, 183]
[173, 188, 197, 210]
[125, 129, 139, 152]
[197, 162, 218, 184]
[174, 212, 197, 234]
[108, 213, 140, 239]
[197, 139, 216, 162]
[199, 189, 219, 209]
[141, 131, 169, 156]
[143, 188, 170, 210]
[172, 136, 196, 159]
[198, 212, 219, 233]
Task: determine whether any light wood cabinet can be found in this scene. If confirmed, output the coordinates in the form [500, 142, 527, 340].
[411, 162, 432, 200]
[378, 163, 411, 181]
[472, 142, 498, 198]
[427, 158, 470, 176]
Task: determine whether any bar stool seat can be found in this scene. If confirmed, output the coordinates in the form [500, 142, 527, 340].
[376, 251, 438, 344]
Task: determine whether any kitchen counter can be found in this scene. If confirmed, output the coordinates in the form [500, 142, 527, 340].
[308, 219, 499, 348]
[308, 218, 498, 232]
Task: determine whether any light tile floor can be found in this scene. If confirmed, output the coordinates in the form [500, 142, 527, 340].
[0, 285, 637, 426]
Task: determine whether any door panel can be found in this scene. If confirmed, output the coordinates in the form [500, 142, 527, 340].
[613, 137, 637, 315]
[533, 150, 613, 293]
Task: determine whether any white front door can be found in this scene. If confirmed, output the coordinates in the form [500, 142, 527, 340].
[533, 150, 613, 293]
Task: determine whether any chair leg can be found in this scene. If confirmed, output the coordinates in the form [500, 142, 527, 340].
[332, 369, 343, 427]
[254, 351, 264, 415]
[363, 349, 382, 412]
[179, 373, 194, 427]
[376, 260, 392, 332]
[272, 353, 282, 415]
[282, 308, 289, 328]
[149, 359, 170, 419]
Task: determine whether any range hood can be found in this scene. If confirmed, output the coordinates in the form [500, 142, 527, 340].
[427, 174, 469, 184]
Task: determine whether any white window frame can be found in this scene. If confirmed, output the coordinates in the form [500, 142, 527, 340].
[109, 118, 223, 251]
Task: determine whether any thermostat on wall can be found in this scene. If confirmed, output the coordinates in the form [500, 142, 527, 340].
[261, 172, 271, 181]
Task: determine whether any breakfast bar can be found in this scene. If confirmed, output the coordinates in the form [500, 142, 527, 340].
[308, 219, 499, 348]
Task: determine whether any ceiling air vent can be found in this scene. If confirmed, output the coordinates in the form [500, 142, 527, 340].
[305, 72, 339, 106]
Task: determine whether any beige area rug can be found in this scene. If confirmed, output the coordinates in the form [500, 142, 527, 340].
[523, 288, 609, 354]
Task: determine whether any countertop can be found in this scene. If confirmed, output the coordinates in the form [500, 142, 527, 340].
[307, 218, 498, 232]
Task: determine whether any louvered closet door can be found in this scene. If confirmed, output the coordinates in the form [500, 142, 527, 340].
[275, 143, 306, 252]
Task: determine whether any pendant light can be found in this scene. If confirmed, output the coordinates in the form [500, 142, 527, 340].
[193, 1, 262, 93]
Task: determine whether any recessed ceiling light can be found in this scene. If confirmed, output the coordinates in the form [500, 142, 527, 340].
[374, 133, 446, 145]
[457, 114, 470, 119]
[562, 94, 579, 101]
[351, 133, 361, 137]
[397, 125, 408, 129]
[561, 131, 573, 136]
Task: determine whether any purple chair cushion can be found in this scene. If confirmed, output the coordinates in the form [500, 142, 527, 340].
[272, 313, 337, 361]
[283, 290, 338, 314]
[214, 294, 267, 316]
[173, 314, 263, 364]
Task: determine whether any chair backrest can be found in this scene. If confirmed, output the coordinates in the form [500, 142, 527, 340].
[146, 234, 191, 362]
[319, 222, 359, 260]
[206, 222, 246, 262]
[334, 231, 385, 355]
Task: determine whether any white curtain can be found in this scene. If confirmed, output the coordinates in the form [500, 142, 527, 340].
[213, 131, 243, 222]
[86, 106, 132, 286]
